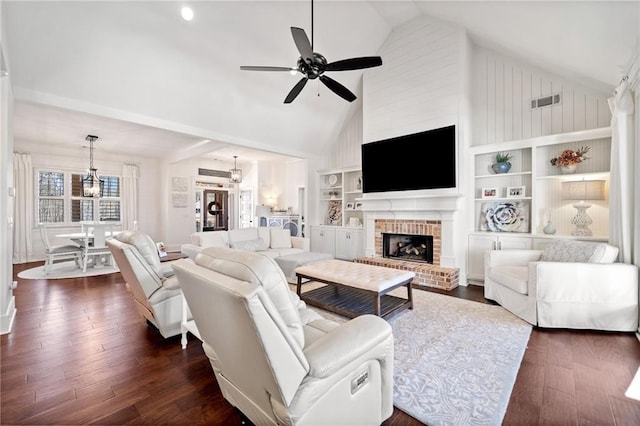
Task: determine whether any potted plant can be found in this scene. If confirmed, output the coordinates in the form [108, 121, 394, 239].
[550, 146, 590, 174]
[491, 152, 512, 174]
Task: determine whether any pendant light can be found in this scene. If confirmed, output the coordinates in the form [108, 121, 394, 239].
[229, 155, 242, 183]
[83, 135, 103, 197]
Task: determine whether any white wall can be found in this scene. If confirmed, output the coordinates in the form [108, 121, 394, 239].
[1, 0, 16, 334]
[471, 46, 611, 146]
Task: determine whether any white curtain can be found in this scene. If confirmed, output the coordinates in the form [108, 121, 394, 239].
[121, 163, 139, 231]
[608, 80, 635, 264]
[13, 152, 33, 263]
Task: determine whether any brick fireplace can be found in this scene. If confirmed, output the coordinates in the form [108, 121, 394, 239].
[354, 194, 463, 290]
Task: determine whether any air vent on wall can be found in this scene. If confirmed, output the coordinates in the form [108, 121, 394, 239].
[198, 168, 232, 178]
[530, 93, 561, 109]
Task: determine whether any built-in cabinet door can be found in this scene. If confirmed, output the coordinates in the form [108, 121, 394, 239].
[335, 228, 364, 260]
[310, 226, 335, 257]
[467, 234, 532, 283]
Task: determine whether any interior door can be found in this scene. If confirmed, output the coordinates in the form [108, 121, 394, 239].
[203, 190, 228, 231]
[239, 190, 254, 229]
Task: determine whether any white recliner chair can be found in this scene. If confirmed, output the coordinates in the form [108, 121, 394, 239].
[171, 247, 394, 426]
[484, 239, 639, 331]
[107, 230, 186, 338]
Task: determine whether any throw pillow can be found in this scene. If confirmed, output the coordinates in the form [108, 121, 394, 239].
[270, 228, 292, 249]
[540, 240, 609, 263]
[231, 238, 268, 252]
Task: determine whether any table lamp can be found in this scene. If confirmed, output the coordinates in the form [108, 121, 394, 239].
[561, 179, 605, 236]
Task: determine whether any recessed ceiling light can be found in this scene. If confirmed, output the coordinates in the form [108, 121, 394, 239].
[181, 6, 194, 21]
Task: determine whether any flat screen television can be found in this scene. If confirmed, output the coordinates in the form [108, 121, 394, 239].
[361, 125, 456, 193]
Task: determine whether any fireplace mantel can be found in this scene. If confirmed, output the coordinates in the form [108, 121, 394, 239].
[358, 193, 463, 214]
[358, 192, 464, 270]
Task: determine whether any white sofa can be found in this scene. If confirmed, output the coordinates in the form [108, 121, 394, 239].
[484, 239, 639, 331]
[181, 227, 310, 260]
[171, 247, 394, 425]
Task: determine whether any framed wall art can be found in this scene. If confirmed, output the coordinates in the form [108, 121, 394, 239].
[480, 201, 529, 233]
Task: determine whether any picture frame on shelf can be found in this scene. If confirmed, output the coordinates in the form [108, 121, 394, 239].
[346, 202, 354, 209]
[506, 185, 525, 198]
[355, 202, 362, 210]
[479, 201, 529, 233]
[481, 187, 498, 199]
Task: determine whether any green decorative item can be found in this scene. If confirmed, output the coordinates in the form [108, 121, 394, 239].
[492, 152, 512, 174]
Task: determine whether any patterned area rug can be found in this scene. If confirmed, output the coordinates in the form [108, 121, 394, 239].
[303, 286, 532, 426]
[17, 260, 119, 280]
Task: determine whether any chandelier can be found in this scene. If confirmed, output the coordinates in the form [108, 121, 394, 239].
[229, 155, 242, 183]
[83, 135, 103, 197]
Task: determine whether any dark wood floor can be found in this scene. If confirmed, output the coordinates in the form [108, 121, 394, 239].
[3, 262, 640, 425]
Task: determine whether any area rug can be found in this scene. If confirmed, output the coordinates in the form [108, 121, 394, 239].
[17, 260, 119, 280]
[304, 287, 532, 426]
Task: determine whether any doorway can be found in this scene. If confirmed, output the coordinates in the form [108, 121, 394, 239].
[203, 190, 229, 231]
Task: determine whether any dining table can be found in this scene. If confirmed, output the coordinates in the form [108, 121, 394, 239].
[56, 223, 120, 270]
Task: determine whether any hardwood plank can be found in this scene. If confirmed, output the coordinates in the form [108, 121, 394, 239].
[3, 261, 640, 425]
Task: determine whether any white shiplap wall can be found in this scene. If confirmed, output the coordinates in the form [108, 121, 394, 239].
[363, 16, 463, 143]
[472, 46, 612, 146]
[330, 107, 363, 169]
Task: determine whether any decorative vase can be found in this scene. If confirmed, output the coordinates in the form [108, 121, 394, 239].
[543, 221, 556, 235]
[491, 162, 511, 174]
[560, 164, 577, 174]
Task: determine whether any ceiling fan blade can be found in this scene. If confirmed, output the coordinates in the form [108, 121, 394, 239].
[284, 77, 309, 104]
[240, 66, 296, 72]
[319, 75, 356, 102]
[291, 27, 313, 63]
[325, 56, 383, 72]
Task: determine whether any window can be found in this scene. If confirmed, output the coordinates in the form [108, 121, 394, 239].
[37, 170, 121, 225]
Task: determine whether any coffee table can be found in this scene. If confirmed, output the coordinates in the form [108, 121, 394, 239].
[295, 259, 415, 319]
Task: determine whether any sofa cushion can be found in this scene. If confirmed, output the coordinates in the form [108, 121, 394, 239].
[540, 240, 618, 263]
[270, 228, 292, 249]
[194, 231, 229, 248]
[230, 238, 268, 252]
[196, 247, 305, 348]
[488, 265, 529, 295]
[229, 227, 259, 245]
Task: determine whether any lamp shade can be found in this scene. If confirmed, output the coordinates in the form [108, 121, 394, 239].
[255, 205, 271, 218]
[561, 180, 605, 201]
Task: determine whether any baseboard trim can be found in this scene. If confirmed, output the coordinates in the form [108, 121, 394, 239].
[1, 295, 16, 335]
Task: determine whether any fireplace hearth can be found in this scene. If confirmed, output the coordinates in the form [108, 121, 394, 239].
[383, 233, 433, 264]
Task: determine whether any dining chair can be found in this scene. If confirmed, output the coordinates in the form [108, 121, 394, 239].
[39, 223, 83, 274]
[80, 225, 114, 272]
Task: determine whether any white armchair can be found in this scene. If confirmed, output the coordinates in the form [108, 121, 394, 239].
[171, 247, 394, 426]
[107, 230, 186, 338]
[484, 239, 639, 331]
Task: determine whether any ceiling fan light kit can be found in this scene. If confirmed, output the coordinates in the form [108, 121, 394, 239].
[240, 0, 382, 104]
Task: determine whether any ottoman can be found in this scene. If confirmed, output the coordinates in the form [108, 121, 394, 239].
[276, 251, 334, 283]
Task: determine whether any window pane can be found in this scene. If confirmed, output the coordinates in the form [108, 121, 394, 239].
[38, 172, 64, 196]
[71, 199, 94, 222]
[38, 199, 64, 223]
[100, 200, 120, 222]
[102, 176, 120, 197]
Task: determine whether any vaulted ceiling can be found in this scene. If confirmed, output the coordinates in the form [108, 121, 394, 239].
[4, 1, 638, 163]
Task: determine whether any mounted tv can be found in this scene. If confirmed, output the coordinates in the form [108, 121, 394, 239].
[361, 125, 456, 193]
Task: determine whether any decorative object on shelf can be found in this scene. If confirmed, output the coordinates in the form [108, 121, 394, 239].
[83, 135, 103, 198]
[356, 176, 362, 190]
[550, 146, 590, 174]
[326, 200, 342, 225]
[506, 185, 525, 198]
[346, 202, 354, 209]
[543, 220, 556, 235]
[229, 155, 242, 183]
[328, 190, 339, 199]
[328, 174, 338, 186]
[348, 217, 361, 227]
[480, 201, 529, 233]
[481, 187, 498, 199]
[562, 179, 605, 236]
[491, 152, 512, 174]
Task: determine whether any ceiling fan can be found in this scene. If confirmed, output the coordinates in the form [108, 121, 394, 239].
[240, 0, 382, 104]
